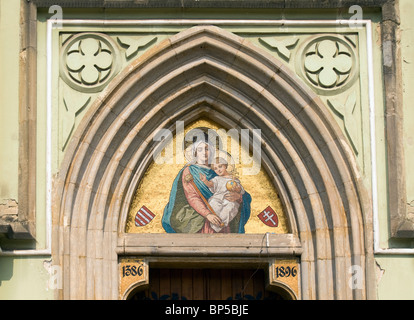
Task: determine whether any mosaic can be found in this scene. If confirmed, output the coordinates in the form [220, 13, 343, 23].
[126, 119, 288, 234]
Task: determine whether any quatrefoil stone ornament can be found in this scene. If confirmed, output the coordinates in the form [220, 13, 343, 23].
[297, 36, 358, 95]
[60, 33, 121, 93]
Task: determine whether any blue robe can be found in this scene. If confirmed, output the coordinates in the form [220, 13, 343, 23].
[162, 164, 251, 233]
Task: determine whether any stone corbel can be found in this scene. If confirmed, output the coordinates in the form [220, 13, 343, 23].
[119, 258, 149, 300]
[266, 258, 300, 300]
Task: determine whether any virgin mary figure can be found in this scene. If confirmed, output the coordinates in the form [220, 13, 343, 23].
[162, 128, 251, 233]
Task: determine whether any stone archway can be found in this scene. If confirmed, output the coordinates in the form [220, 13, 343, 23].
[53, 25, 375, 300]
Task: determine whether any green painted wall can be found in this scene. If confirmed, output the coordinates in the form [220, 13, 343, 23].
[0, 0, 19, 202]
[0, 257, 53, 300]
[374, 0, 414, 301]
[376, 256, 414, 300]
[402, 0, 414, 216]
[0, 0, 52, 301]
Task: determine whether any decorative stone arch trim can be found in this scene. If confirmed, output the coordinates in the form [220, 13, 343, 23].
[53, 25, 374, 300]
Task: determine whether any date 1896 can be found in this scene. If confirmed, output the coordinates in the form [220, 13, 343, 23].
[274, 266, 297, 279]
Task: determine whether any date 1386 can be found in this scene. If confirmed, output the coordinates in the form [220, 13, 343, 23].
[122, 264, 144, 278]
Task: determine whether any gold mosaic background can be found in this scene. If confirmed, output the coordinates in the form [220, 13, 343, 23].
[126, 119, 289, 234]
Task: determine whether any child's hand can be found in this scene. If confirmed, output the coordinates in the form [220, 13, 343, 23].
[199, 173, 206, 182]
[233, 184, 242, 193]
[225, 192, 242, 203]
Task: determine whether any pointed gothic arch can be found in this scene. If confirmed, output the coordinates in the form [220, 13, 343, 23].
[53, 25, 375, 300]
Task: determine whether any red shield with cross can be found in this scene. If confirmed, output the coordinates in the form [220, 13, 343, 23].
[135, 206, 155, 227]
[258, 206, 279, 227]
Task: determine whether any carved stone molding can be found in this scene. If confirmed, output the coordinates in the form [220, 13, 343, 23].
[60, 33, 121, 93]
[328, 91, 361, 155]
[259, 37, 299, 61]
[117, 35, 158, 60]
[296, 35, 358, 96]
[31, 0, 389, 9]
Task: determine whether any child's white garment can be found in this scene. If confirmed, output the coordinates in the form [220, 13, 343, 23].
[207, 176, 245, 232]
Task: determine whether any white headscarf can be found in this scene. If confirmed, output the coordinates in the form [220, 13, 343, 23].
[189, 140, 216, 165]
[184, 128, 219, 165]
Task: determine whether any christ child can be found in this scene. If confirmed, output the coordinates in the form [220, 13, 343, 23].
[199, 157, 245, 232]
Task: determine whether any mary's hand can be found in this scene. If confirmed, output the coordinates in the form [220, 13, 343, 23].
[225, 192, 242, 202]
[206, 214, 223, 227]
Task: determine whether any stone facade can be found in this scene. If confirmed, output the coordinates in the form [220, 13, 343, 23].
[0, 0, 413, 300]
[48, 24, 372, 300]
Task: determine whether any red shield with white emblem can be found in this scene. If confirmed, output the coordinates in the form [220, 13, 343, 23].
[258, 206, 279, 227]
[135, 206, 155, 227]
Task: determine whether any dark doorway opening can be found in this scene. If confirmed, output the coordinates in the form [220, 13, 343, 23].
[129, 268, 286, 300]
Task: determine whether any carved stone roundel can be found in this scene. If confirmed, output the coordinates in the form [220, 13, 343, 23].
[296, 35, 358, 95]
[60, 33, 121, 93]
